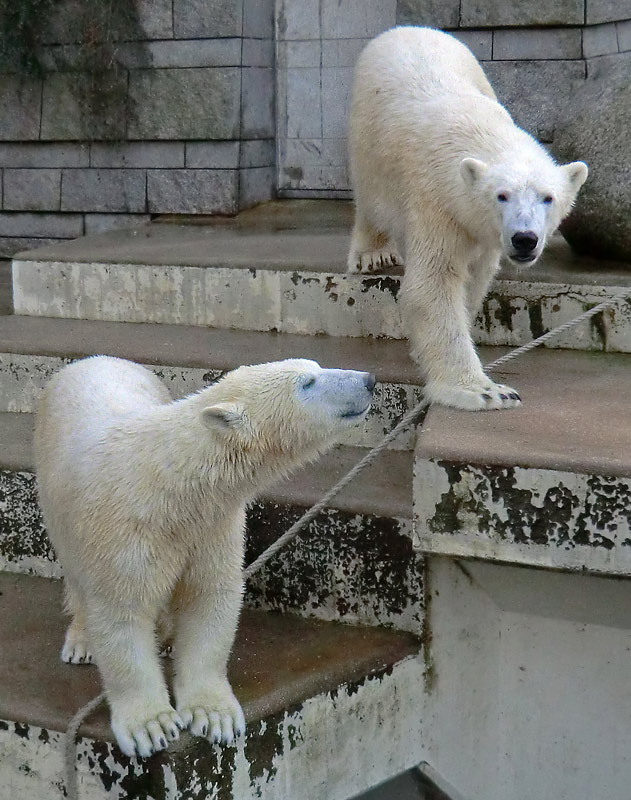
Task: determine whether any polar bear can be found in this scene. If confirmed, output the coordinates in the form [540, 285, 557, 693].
[348, 26, 588, 411]
[35, 356, 374, 758]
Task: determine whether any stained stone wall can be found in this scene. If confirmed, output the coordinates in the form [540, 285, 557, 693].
[0, 0, 275, 256]
[276, 0, 631, 198]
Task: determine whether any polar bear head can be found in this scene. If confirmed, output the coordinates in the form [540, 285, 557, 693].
[200, 358, 375, 454]
[460, 156, 588, 265]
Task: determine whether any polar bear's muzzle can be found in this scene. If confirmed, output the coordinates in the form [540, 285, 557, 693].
[305, 368, 376, 422]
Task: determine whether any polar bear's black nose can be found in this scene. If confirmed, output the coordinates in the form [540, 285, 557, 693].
[511, 231, 538, 252]
[364, 373, 376, 392]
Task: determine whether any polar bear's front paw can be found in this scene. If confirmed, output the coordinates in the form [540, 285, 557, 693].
[426, 379, 521, 411]
[61, 625, 93, 665]
[111, 704, 185, 758]
[177, 682, 246, 746]
[347, 250, 400, 274]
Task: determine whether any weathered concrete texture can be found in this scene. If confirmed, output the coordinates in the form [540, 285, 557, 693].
[0, 77, 42, 141]
[246, 504, 423, 632]
[476, 281, 631, 352]
[492, 28, 583, 60]
[174, 0, 243, 38]
[460, 0, 584, 27]
[551, 61, 631, 262]
[0, 143, 89, 168]
[0, 573, 424, 800]
[147, 169, 238, 214]
[12, 256, 406, 338]
[186, 141, 240, 169]
[582, 22, 620, 58]
[414, 347, 631, 576]
[320, 0, 397, 39]
[586, 0, 631, 24]
[415, 459, 631, 575]
[0, 467, 59, 579]
[90, 142, 185, 169]
[60, 170, 147, 213]
[1, 213, 83, 238]
[83, 214, 152, 235]
[241, 68, 275, 138]
[3, 170, 61, 212]
[0, 238, 69, 259]
[40, 71, 128, 141]
[40, 0, 174, 44]
[396, 0, 459, 28]
[484, 60, 586, 141]
[424, 557, 631, 800]
[128, 68, 241, 140]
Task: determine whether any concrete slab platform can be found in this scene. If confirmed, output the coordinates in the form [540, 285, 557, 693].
[14, 202, 631, 286]
[0, 572, 420, 740]
[13, 224, 631, 351]
[418, 347, 631, 478]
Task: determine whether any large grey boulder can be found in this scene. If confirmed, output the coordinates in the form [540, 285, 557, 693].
[551, 57, 631, 263]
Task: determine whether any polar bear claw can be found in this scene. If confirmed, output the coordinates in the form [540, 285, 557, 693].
[349, 250, 400, 274]
[112, 707, 185, 758]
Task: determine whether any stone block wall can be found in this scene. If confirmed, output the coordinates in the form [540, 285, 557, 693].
[0, 0, 275, 256]
[276, 0, 631, 197]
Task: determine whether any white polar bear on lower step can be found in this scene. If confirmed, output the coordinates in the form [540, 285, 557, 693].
[348, 26, 588, 411]
[35, 355, 374, 758]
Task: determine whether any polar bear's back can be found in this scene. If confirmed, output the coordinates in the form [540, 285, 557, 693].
[352, 27, 496, 108]
[35, 357, 171, 482]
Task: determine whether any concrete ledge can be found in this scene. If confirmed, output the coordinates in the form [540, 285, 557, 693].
[0, 573, 424, 800]
[414, 347, 631, 576]
[12, 224, 631, 351]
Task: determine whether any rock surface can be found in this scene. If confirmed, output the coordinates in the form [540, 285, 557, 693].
[552, 58, 631, 262]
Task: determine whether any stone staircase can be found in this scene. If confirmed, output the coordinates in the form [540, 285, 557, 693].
[1, 200, 631, 799]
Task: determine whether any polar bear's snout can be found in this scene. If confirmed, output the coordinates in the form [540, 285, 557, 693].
[304, 368, 376, 421]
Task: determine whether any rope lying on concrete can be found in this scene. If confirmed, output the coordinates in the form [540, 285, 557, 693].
[64, 289, 629, 799]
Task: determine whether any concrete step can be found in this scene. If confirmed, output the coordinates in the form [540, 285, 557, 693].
[0, 572, 424, 800]
[0, 315, 423, 451]
[12, 205, 631, 351]
[0, 413, 423, 634]
[413, 347, 631, 577]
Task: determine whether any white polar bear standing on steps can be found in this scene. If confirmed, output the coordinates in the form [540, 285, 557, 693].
[35, 355, 374, 758]
[348, 26, 588, 411]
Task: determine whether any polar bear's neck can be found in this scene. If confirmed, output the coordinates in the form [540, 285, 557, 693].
[127, 392, 329, 507]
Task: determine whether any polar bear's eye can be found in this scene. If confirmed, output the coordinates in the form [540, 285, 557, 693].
[497, 193, 508, 202]
[301, 377, 316, 390]
[543, 195, 553, 204]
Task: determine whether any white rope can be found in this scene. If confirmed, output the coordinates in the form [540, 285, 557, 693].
[64, 289, 630, 798]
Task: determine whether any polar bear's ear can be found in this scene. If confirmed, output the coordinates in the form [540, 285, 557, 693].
[561, 161, 589, 192]
[460, 158, 487, 188]
[201, 402, 246, 432]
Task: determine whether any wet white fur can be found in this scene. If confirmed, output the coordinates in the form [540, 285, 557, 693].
[348, 26, 588, 411]
[35, 356, 372, 758]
